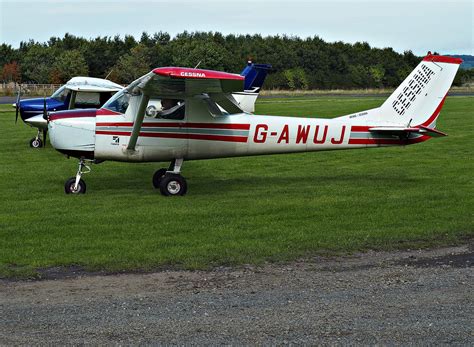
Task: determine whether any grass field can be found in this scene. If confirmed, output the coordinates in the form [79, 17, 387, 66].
[0, 96, 472, 278]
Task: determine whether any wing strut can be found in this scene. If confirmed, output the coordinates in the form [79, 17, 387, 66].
[127, 94, 150, 150]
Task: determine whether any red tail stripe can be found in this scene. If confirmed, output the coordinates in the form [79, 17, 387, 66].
[422, 54, 463, 65]
[349, 136, 429, 145]
[418, 94, 447, 127]
[350, 126, 372, 132]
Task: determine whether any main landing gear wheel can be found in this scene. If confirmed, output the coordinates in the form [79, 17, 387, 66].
[64, 177, 86, 194]
[152, 168, 167, 189]
[29, 137, 43, 148]
[159, 174, 187, 196]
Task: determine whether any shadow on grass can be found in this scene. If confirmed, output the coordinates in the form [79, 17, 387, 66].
[88, 168, 419, 196]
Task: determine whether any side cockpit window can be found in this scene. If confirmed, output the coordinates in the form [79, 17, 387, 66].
[103, 90, 131, 114]
[75, 92, 101, 108]
[146, 99, 185, 120]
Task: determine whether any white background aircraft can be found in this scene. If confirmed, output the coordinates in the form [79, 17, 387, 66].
[46, 54, 461, 196]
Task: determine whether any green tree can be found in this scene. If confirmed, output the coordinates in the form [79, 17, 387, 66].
[171, 40, 228, 70]
[369, 65, 385, 87]
[112, 44, 151, 83]
[21, 44, 56, 83]
[349, 65, 370, 88]
[283, 68, 309, 90]
[51, 50, 89, 83]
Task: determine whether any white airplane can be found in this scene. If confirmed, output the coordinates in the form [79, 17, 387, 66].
[46, 54, 461, 196]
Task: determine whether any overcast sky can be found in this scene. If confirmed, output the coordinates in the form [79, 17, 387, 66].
[0, 0, 472, 55]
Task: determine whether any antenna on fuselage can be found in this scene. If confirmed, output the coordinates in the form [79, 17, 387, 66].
[193, 60, 202, 69]
[104, 69, 114, 80]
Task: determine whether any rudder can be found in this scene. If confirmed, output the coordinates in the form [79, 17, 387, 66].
[378, 54, 462, 128]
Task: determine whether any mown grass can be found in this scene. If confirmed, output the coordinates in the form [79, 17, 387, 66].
[0, 96, 472, 278]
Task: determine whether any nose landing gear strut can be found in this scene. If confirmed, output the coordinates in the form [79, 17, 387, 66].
[29, 130, 44, 148]
[64, 157, 91, 194]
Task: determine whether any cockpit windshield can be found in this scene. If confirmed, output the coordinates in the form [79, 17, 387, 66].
[102, 89, 131, 114]
[51, 86, 69, 102]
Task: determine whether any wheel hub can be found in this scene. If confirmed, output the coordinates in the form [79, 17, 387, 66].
[167, 181, 181, 194]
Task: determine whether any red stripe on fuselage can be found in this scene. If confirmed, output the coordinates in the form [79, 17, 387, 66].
[95, 130, 248, 143]
[96, 109, 122, 116]
[95, 122, 250, 130]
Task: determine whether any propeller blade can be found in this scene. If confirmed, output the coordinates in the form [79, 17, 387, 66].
[15, 88, 20, 124]
[43, 128, 48, 148]
[42, 97, 48, 120]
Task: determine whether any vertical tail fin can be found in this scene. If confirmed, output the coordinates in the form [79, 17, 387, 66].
[377, 54, 462, 128]
[234, 61, 272, 113]
[240, 61, 272, 92]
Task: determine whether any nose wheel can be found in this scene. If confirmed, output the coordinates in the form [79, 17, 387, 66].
[29, 137, 43, 148]
[153, 158, 187, 196]
[65, 177, 86, 194]
[65, 158, 90, 194]
[29, 130, 44, 148]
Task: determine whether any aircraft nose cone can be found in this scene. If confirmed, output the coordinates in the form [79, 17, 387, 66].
[24, 114, 48, 129]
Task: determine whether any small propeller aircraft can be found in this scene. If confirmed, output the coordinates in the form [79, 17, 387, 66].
[15, 62, 271, 148]
[13, 77, 124, 148]
[45, 54, 461, 196]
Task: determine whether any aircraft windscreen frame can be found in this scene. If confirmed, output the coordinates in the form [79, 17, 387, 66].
[51, 85, 68, 101]
[103, 89, 131, 114]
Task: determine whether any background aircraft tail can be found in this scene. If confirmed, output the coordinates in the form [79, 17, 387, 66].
[234, 61, 272, 113]
[240, 61, 272, 92]
[375, 54, 462, 128]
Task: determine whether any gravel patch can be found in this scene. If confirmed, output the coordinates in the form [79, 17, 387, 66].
[1, 245, 472, 345]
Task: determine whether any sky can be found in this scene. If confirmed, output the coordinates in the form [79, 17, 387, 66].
[0, 0, 472, 55]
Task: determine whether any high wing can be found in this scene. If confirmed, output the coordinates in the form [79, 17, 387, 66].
[126, 67, 245, 150]
[126, 67, 244, 97]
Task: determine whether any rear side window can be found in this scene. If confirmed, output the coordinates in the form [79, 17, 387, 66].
[75, 92, 101, 107]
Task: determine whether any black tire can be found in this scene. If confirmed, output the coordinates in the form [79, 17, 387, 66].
[29, 138, 43, 148]
[64, 177, 87, 194]
[152, 168, 167, 189]
[159, 174, 187, 196]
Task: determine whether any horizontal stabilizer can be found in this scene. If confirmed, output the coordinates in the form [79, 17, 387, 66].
[369, 126, 447, 137]
[418, 125, 447, 137]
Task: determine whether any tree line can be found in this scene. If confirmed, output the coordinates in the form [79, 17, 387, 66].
[1, 31, 472, 89]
